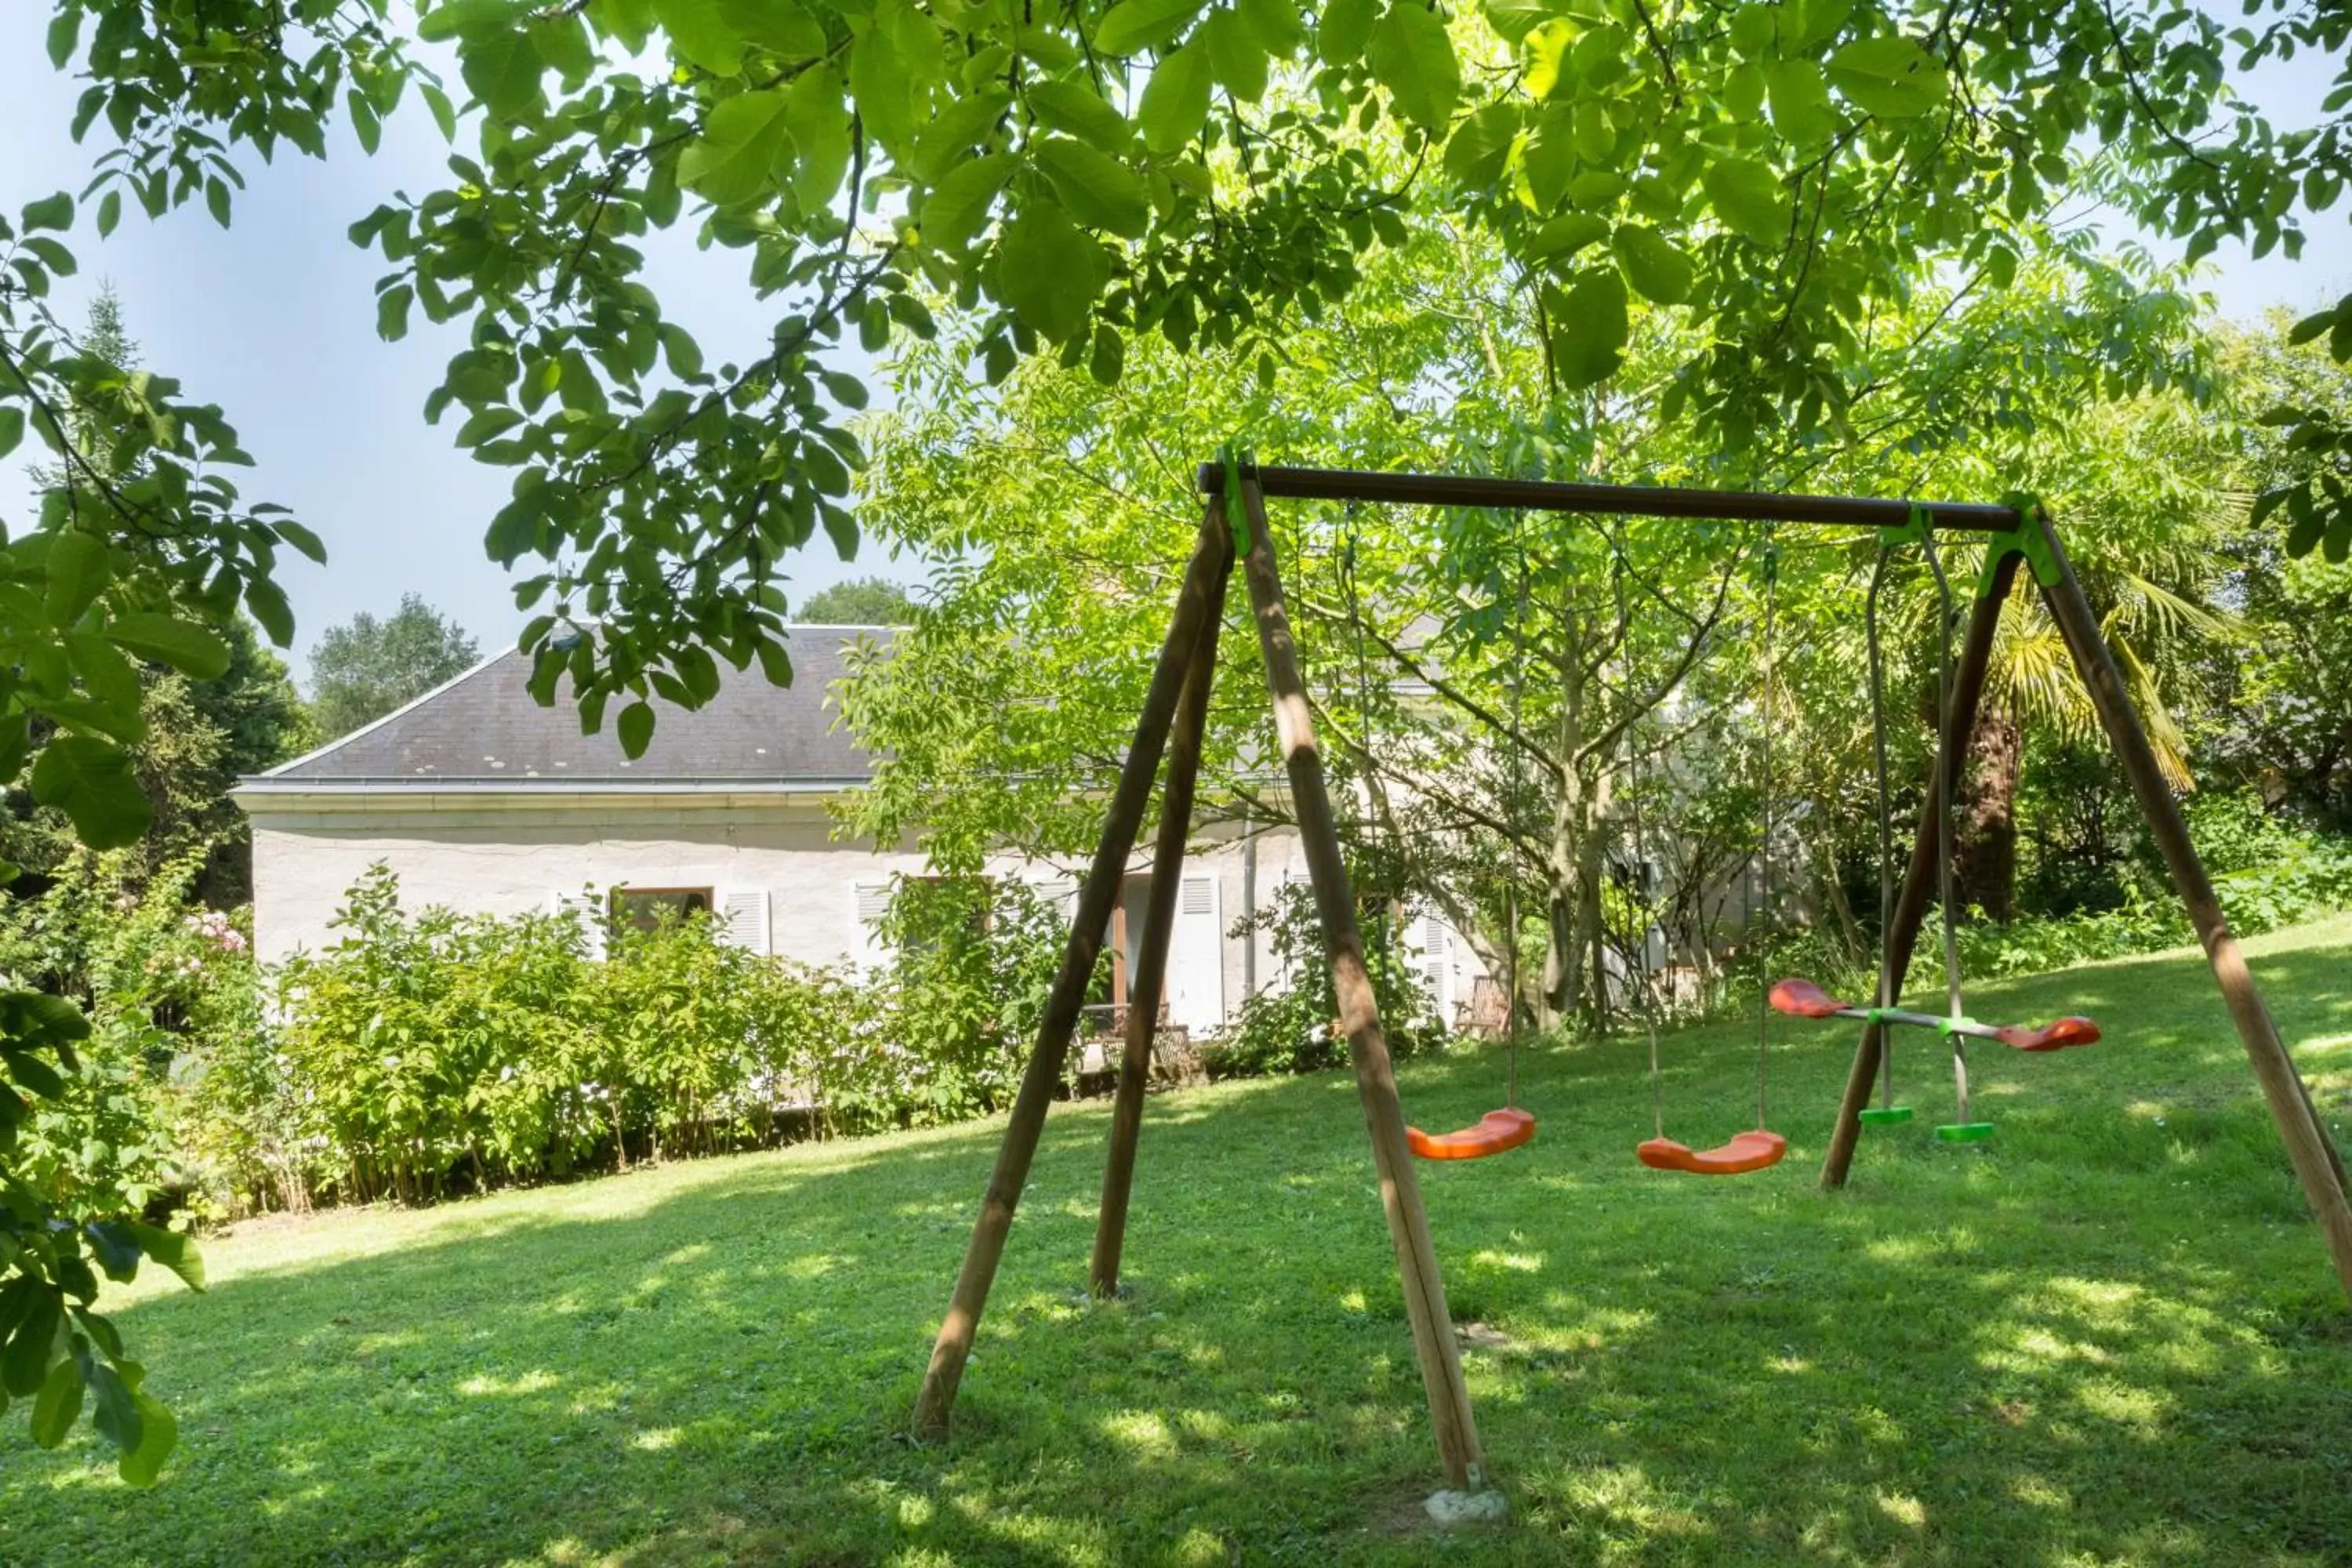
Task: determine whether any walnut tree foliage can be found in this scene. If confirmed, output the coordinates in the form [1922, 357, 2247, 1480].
[2, 0, 2348, 1479]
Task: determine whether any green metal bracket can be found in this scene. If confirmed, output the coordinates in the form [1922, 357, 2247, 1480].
[1218, 444, 1252, 514]
[1975, 492, 2063, 597]
[1857, 1106, 1915, 1127]
[1878, 503, 1929, 551]
[1936, 1016, 1984, 1036]
[1934, 1122, 1996, 1143]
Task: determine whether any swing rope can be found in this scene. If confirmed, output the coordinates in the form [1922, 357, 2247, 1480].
[1755, 526, 1779, 1134]
[1395, 500, 1535, 1161]
[1632, 524, 1789, 1177]
[1504, 509, 1529, 1112]
[1611, 539, 1666, 1144]
[1914, 515, 1985, 1133]
[1864, 535, 1902, 1115]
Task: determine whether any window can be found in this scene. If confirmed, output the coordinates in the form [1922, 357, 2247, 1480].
[612, 887, 713, 933]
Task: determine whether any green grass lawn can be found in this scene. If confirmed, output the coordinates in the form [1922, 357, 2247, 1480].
[6, 918, 2352, 1566]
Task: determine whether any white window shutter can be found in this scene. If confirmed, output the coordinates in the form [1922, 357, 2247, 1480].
[1168, 873, 1224, 1031]
[853, 882, 894, 973]
[717, 887, 771, 954]
[548, 889, 607, 962]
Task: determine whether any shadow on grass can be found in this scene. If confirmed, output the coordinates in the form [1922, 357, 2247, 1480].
[2, 928, 2348, 1565]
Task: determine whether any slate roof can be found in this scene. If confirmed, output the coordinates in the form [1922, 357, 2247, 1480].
[256, 626, 889, 787]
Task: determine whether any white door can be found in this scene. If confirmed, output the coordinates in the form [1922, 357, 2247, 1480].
[1167, 873, 1224, 1032]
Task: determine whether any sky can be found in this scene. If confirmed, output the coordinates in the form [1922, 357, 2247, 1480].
[3, 13, 2346, 685]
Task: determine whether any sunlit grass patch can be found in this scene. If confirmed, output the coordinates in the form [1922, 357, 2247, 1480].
[2, 920, 2350, 1564]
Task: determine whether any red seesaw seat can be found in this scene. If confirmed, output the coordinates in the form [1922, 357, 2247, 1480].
[1637, 1129, 1788, 1175]
[1768, 978, 1846, 1018]
[1406, 1108, 1536, 1161]
[1991, 1016, 2101, 1051]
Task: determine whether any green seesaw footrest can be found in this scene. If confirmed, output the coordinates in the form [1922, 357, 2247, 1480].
[1935, 1122, 1995, 1143]
[1857, 1107, 1914, 1126]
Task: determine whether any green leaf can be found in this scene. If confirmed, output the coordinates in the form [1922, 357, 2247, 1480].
[1611, 223, 1693, 304]
[2, 1288, 60, 1397]
[0, 406, 21, 461]
[205, 176, 233, 227]
[677, 89, 794, 207]
[246, 576, 296, 648]
[417, 0, 523, 42]
[849, 22, 916, 154]
[459, 27, 546, 120]
[65, 633, 140, 710]
[1727, 2, 1773, 57]
[786, 67, 851, 212]
[1763, 59, 1838, 145]
[1033, 137, 1151, 238]
[1724, 61, 1766, 121]
[45, 8, 80, 67]
[2287, 306, 2338, 347]
[376, 283, 415, 342]
[996, 200, 1107, 343]
[1369, 2, 1461, 131]
[720, 0, 824, 57]
[1138, 44, 1214, 154]
[29, 736, 152, 850]
[617, 700, 656, 759]
[1089, 323, 1126, 385]
[1481, 0, 1547, 44]
[271, 518, 330, 564]
[28, 1356, 82, 1449]
[85, 1222, 143, 1283]
[1029, 80, 1133, 151]
[920, 153, 1018, 252]
[1825, 34, 1948, 119]
[1237, 0, 1307, 55]
[102, 612, 234, 678]
[6, 1046, 68, 1101]
[21, 193, 73, 233]
[1526, 210, 1611, 260]
[87, 1359, 140, 1459]
[118, 1390, 176, 1487]
[1700, 154, 1788, 246]
[1094, 0, 1208, 56]
[653, 0, 747, 74]
[44, 528, 110, 626]
[1443, 102, 1518, 189]
[1551, 267, 1628, 388]
[1319, 0, 1377, 64]
[1203, 9, 1270, 101]
[96, 190, 122, 237]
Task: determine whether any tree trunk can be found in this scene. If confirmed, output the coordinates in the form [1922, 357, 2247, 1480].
[1541, 604, 1587, 1028]
[1954, 699, 2023, 924]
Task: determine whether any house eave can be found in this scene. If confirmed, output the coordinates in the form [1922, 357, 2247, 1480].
[231, 778, 867, 815]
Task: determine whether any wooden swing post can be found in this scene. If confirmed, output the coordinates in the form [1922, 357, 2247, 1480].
[1234, 475, 1487, 1490]
[910, 504, 1231, 1440]
[2028, 512, 2352, 1296]
[1091, 557, 1229, 1298]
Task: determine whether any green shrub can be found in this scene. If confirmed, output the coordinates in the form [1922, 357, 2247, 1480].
[1212, 880, 1443, 1078]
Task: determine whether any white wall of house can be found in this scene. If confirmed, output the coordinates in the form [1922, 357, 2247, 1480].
[241, 790, 1486, 1036]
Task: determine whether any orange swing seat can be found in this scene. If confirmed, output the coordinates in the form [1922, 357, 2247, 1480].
[1636, 1129, 1788, 1175]
[1406, 1108, 1537, 1161]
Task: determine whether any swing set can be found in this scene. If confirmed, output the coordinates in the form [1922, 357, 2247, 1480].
[909, 460, 2352, 1503]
